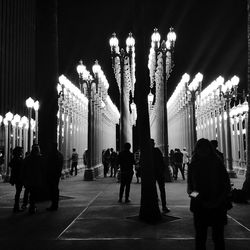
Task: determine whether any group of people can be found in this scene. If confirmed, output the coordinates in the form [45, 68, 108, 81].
[102, 148, 118, 178]
[9, 142, 63, 214]
[116, 139, 170, 213]
[169, 147, 189, 181]
[116, 138, 231, 249]
[8, 137, 231, 249]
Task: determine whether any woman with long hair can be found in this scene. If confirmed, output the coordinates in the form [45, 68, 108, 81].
[187, 138, 232, 250]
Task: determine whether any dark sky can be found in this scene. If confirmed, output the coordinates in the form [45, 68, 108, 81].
[58, 0, 247, 108]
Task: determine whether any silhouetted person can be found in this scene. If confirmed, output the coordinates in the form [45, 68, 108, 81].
[181, 147, 189, 173]
[134, 149, 141, 183]
[151, 139, 170, 214]
[187, 138, 231, 250]
[102, 148, 110, 177]
[117, 143, 135, 202]
[70, 148, 78, 176]
[109, 148, 118, 177]
[169, 149, 175, 177]
[21, 152, 30, 210]
[23, 144, 44, 214]
[83, 149, 88, 166]
[9, 146, 24, 212]
[210, 140, 224, 163]
[173, 148, 185, 180]
[46, 142, 64, 211]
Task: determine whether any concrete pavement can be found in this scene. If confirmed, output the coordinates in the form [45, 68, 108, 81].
[0, 172, 250, 250]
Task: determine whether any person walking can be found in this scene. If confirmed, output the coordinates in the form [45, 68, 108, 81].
[173, 148, 185, 180]
[117, 143, 135, 203]
[187, 138, 232, 250]
[109, 148, 118, 177]
[181, 147, 189, 174]
[134, 149, 141, 183]
[9, 146, 24, 212]
[46, 142, 64, 211]
[102, 148, 110, 177]
[23, 144, 44, 214]
[169, 149, 175, 178]
[150, 139, 170, 214]
[21, 152, 30, 210]
[70, 148, 78, 176]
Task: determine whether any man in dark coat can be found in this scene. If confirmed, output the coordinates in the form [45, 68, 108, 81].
[23, 144, 44, 214]
[9, 146, 24, 212]
[46, 142, 64, 211]
[187, 138, 231, 250]
[109, 148, 118, 178]
[151, 139, 170, 214]
[173, 148, 185, 180]
[210, 140, 224, 163]
[117, 143, 135, 202]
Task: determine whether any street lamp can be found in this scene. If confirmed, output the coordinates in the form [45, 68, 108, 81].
[76, 60, 102, 181]
[186, 72, 203, 150]
[219, 75, 239, 178]
[12, 114, 21, 147]
[33, 100, 40, 144]
[25, 97, 35, 152]
[109, 32, 136, 150]
[4, 111, 13, 181]
[148, 27, 176, 164]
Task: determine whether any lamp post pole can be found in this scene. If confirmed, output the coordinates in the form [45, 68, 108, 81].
[26, 97, 35, 152]
[186, 73, 203, 151]
[220, 76, 239, 178]
[4, 112, 13, 182]
[162, 48, 168, 160]
[109, 33, 135, 150]
[33, 101, 39, 144]
[149, 28, 176, 165]
[77, 60, 101, 181]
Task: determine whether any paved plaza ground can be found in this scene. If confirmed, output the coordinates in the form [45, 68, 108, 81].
[0, 171, 249, 250]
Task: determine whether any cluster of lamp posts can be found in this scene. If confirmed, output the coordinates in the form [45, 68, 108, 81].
[168, 73, 249, 177]
[0, 97, 39, 181]
[1, 27, 248, 181]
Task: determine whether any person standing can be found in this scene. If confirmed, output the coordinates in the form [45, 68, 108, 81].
[169, 149, 175, 178]
[117, 143, 135, 203]
[182, 147, 189, 174]
[109, 148, 118, 177]
[134, 149, 141, 183]
[23, 144, 44, 214]
[210, 140, 224, 163]
[46, 142, 64, 211]
[83, 149, 88, 166]
[102, 148, 110, 177]
[70, 148, 78, 176]
[187, 138, 232, 250]
[173, 148, 185, 180]
[150, 139, 170, 214]
[9, 146, 24, 212]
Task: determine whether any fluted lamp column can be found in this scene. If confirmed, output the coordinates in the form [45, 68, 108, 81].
[150, 27, 176, 169]
[25, 97, 35, 152]
[77, 60, 101, 181]
[220, 75, 239, 178]
[109, 32, 135, 150]
[4, 112, 13, 182]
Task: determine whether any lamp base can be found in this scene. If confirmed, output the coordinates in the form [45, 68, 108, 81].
[84, 168, 95, 181]
[228, 170, 237, 179]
